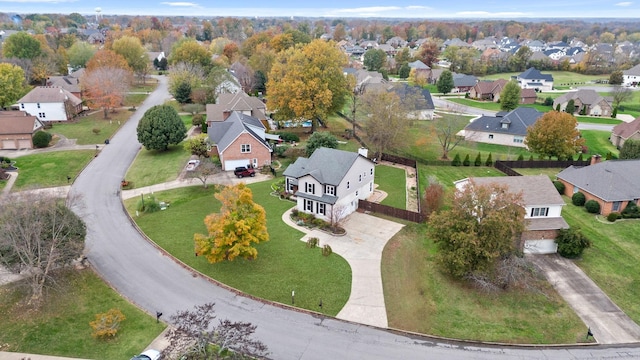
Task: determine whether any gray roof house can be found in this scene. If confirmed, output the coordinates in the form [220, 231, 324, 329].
[452, 73, 478, 93]
[408, 60, 430, 70]
[365, 83, 435, 120]
[515, 67, 554, 92]
[18, 86, 82, 122]
[623, 63, 640, 86]
[553, 89, 613, 117]
[462, 107, 544, 148]
[557, 159, 640, 215]
[454, 175, 569, 254]
[283, 147, 375, 221]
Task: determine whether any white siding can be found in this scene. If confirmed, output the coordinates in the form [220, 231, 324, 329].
[465, 130, 527, 148]
[20, 102, 68, 122]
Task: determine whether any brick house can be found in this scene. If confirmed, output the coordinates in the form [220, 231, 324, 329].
[610, 116, 640, 149]
[454, 175, 569, 254]
[0, 111, 44, 150]
[552, 89, 613, 117]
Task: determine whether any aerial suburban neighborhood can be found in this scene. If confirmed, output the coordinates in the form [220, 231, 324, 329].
[2, 7, 640, 360]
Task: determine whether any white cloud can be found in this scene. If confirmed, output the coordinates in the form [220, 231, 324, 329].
[615, 2, 633, 6]
[406, 5, 431, 10]
[160, 1, 199, 7]
[331, 6, 402, 14]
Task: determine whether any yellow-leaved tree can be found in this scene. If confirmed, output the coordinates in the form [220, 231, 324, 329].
[194, 184, 268, 263]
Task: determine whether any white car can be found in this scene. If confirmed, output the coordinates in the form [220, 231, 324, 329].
[130, 349, 161, 360]
[186, 159, 200, 171]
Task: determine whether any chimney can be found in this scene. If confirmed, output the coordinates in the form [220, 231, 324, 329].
[590, 154, 602, 165]
[223, 110, 231, 120]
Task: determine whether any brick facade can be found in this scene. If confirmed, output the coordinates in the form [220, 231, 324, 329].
[220, 133, 271, 170]
[558, 179, 632, 216]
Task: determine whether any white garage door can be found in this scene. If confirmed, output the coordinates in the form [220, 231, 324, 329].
[524, 240, 557, 254]
[1, 140, 15, 149]
[224, 159, 251, 171]
[17, 139, 32, 149]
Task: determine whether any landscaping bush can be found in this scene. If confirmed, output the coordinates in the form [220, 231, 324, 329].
[89, 308, 126, 339]
[283, 147, 306, 162]
[451, 154, 461, 166]
[528, 154, 534, 161]
[273, 145, 289, 158]
[484, 152, 493, 167]
[306, 237, 319, 248]
[585, 199, 600, 214]
[544, 97, 554, 106]
[92, 128, 101, 135]
[322, 244, 333, 256]
[517, 153, 524, 161]
[462, 154, 470, 166]
[276, 132, 300, 143]
[572, 192, 586, 206]
[201, 122, 208, 134]
[555, 228, 592, 258]
[137, 194, 161, 213]
[553, 181, 565, 195]
[191, 114, 204, 127]
[622, 201, 640, 218]
[607, 212, 620, 222]
[474, 152, 482, 166]
[32, 131, 52, 148]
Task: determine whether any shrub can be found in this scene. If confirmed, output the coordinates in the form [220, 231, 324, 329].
[283, 147, 306, 162]
[306, 237, 319, 248]
[451, 153, 461, 166]
[92, 128, 101, 135]
[32, 131, 52, 148]
[474, 152, 482, 166]
[322, 244, 332, 256]
[484, 152, 493, 167]
[462, 154, 470, 166]
[517, 153, 524, 161]
[422, 178, 445, 217]
[553, 181, 565, 195]
[607, 212, 620, 222]
[572, 192, 586, 206]
[585, 199, 600, 213]
[544, 97, 554, 106]
[556, 228, 592, 258]
[90, 308, 126, 339]
[137, 194, 161, 213]
[555, 104, 561, 111]
[528, 154, 534, 161]
[577, 153, 584, 161]
[622, 201, 640, 218]
[612, 106, 618, 118]
[201, 122, 208, 134]
[273, 145, 289, 158]
[277, 132, 300, 142]
[192, 114, 204, 127]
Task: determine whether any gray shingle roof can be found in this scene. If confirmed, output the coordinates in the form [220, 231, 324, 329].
[553, 89, 607, 107]
[18, 86, 82, 106]
[464, 107, 543, 136]
[612, 116, 640, 139]
[0, 111, 42, 135]
[518, 67, 553, 82]
[465, 175, 566, 206]
[283, 147, 363, 186]
[207, 111, 269, 153]
[557, 160, 640, 201]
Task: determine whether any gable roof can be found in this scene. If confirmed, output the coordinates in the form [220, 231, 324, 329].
[18, 86, 82, 106]
[554, 89, 609, 106]
[408, 60, 430, 70]
[283, 147, 372, 186]
[206, 92, 266, 122]
[623, 63, 640, 76]
[207, 111, 270, 153]
[453, 73, 478, 87]
[521, 88, 537, 98]
[518, 67, 553, 82]
[367, 83, 434, 110]
[461, 175, 565, 206]
[46, 68, 84, 94]
[464, 107, 543, 136]
[612, 116, 640, 139]
[557, 160, 640, 201]
[0, 111, 43, 135]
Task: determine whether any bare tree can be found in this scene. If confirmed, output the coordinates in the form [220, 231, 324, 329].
[434, 112, 467, 160]
[611, 85, 633, 109]
[186, 159, 221, 189]
[328, 204, 349, 231]
[82, 67, 132, 118]
[0, 193, 86, 306]
[162, 302, 268, 360]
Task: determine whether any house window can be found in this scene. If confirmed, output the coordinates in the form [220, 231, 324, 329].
[356, 190, 359, 197]
[370, 168, 373, 175]
[305, 199, 313, 212]
[370, 182, 373, 191]
[488, 134, 494, 139]
[530, 207, 549, 217]
[325, 185, 335, 196]
[305, 182, 315, 194]
[37, 103, 40, 108]
[513, 136, 524, 143]
[241, 144, 251, 153]
[39, 113, 46, 118]
[613, 201, 622, 212]
[20, 104, 24, 109]
[501, 123, 508, 129]
[359, 174, 362, 182]
[317, 203, 325, 215]
[347, 181, 350, 189]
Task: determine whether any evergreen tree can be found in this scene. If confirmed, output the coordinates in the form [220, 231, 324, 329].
[437, 70, 454, 95]
[485, 153, 493, 166]
[137, 105, 187, 151]
[474, 152, 482, 166]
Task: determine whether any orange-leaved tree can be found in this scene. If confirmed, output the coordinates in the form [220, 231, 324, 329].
[194, 184, 268, 263]
[82, 50, 132, 119]
[525, 111, 585, 160]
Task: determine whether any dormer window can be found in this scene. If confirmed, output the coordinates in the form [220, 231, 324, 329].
[325, 185, 335, 196]
[501, 123, 508, 129]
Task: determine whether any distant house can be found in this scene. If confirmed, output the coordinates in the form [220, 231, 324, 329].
[454, 175, 569, 254]
[0, 111, 44, 150]
[207, 111, 272, 171]
[469, 79, 508, 102]
[557, 158, 640, 216]
[552, 89, 613, 117]
[18, 86, 82, 122]
[366, 83, 435, 120]
[610, 116, 640, 148]
[452, 73, 478, 93]
[408, 60, 430, 70]
[46, 68, 85, 99]
[283, 147, 375, 221]
[520, 88, 538, 104]
[514, 67, 554, 92]
[206, 91, 267, 128]
[622, 64, 640, 87]
[462, 107, 544, 148]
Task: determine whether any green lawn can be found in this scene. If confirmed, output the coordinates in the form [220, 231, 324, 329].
[0, 270, 165, 359]
[374, 165, 406, 209]
[381, 223, 586, 344]
[561, 200, 640, 324]
[480, 71, 609, 86]
[124, 144, 191, 188]
[11, 150, 96, 191]
[49, 110, 131, 145]
[124, 182, 351, 316]
[515, 168, 563, 179]
[448, 98, 553, 113]
[580, 130, 619, 157]
[575, 116, 622, 125]
[417, 165, 504, 193]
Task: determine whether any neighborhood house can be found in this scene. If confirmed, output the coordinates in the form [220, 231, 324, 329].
[552, 89, 613, 117]
[514, 67, 554, 92]
[461, 107, 544, 148]
[17, 86, 82, 122]
[0, 111, 44, 150]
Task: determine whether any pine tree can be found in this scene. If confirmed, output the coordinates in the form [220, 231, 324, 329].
[485, 153, 493, 166]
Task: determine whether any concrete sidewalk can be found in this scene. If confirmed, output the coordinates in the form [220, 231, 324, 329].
[530, 254, 640, 344]
[282, 208, 404, 328]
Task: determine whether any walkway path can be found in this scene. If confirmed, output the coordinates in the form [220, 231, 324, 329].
[530, 254, 640, 344]
[281, 208, 404, 328]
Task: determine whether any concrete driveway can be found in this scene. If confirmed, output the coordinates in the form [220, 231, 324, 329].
[282, 209, 404, 328]
[529, 254, 640, 344]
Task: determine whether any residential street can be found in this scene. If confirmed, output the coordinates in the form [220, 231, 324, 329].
[51, 75, 640, 359]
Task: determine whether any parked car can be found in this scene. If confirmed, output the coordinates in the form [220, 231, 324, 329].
[234, 166, 256, 178]
[130, 349, 161, 360]
[186, 159, 200, 171]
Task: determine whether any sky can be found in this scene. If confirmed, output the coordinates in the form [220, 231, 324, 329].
[3, 0, 640, 19]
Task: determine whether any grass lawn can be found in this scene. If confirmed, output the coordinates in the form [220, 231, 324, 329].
[124, 144, 191, 188]
[374, 165, 406, 209]
[417, 165, 504, 193]
[49, 110, 132, 145]
[515, 168, 563, 179]
[11, 150, 96, 191]
[575, 116, 622, 125]
[561, 200, 640, 324]
[480, 71, 609, 86]
[124, 182, 351, 316]
[580, 130, 619, 157]
[448, 98, 553, 113]
[381, 223, 587, 344]
[0, 270, 165, 359]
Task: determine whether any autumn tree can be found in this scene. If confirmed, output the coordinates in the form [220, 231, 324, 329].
[418, 40, 440, 68]
[67, 41, 96, 70]
[500, 80, 521, 111]
[508, 46, 532, 72]
[169, 39, 212, 70]
[305, 131, 338, 156]
[137, 105, 187, 151]
[184, 133, 210, 158]
[0, 193, 86, 306]
[194, 184, 268, 263]
[267, 40, 349, 132]
[162, 303, 268, 360]
[86, 49, 131, 72]
[2, 31, 42, 60]
[112, 35, 149, 83]
[525, 111, 585, 159]
[82, 65, 132, 119]
[0, 63, 27, 109]
[609, 70, 624, 85]
[363, 48, 387, 72]
[428, 181, 525, 279]
[437, 70, 454, 95]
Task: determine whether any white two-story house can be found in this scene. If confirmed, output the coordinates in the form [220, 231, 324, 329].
[454, 175, 569, 254]
[17, 86, 82, 122]
[283, 147, 375, 221]
[514, 67, 554, 92]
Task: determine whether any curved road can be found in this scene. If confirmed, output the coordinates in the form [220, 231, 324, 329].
[69, 76, 640, 359]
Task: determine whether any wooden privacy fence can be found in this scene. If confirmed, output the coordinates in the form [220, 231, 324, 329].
[495, 159, 591, 176]
[359, 200, 427, 223]
[380, 153, 417, 167]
